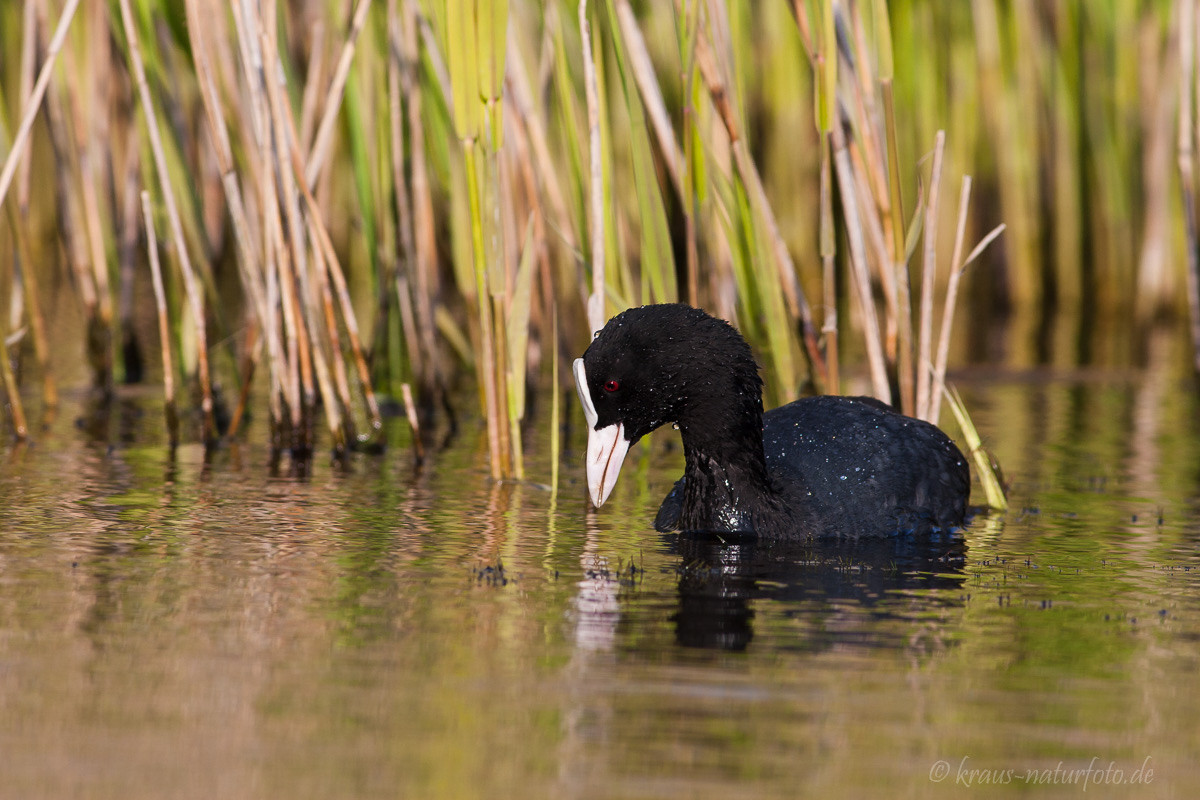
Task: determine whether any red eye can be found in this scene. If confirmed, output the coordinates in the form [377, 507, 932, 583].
[603, 380, 620, 392]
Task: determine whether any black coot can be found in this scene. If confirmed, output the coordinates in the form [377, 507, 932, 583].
[573, 304, 970, 538]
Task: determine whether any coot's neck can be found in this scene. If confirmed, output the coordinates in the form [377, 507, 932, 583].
[675, 388, 785, 534]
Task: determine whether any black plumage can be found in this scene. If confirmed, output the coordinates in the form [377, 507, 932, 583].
[574, 304, 970, 539]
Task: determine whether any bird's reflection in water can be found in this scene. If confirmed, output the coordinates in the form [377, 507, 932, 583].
[667, 532, 968, 651]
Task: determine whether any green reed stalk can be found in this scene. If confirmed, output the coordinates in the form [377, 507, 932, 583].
[448, 0, 515, 478]
[945, 386, 1008, 511]
[141, 190, 178, 448]
[605, 0, 675, 306]
[693, 22, 824, 387]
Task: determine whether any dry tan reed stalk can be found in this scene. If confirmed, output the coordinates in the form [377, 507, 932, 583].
[795, 0, 837, 391]
[242, 4, 303, 432]
[261, 22, 320, 441]
[680, 0, 700, 308]
[185, 0, 275, 449]
[71, 78, 115, 366]
[619, 0, 700, 305]
[930, 217, 1007, 423]
[614, 0, 682, 197]
[231, 0, 268, 143]
[118, 127, 141, 333]
[298, 21, 326, 152]
[548, 304, 561, 495]
[929, 177, 973, 424]
[580, 0, 606, 334]
[141, 190, 179, 447]
[831, 121, 890, 403]
[305, 0, 374, 189]
[915, 131, 946, 421]
[118, 0, 217, 443]
[0, 321, 27, 440]
[15, 0, 37, 215]
[403, 0, 442, 391]
[692, 27, 826, 382]
[226, 319, 260, 440]
[293, 150, 384, 430]
[309, 240, 353, 441]
[848, 140, 897, 328]
[506, 28, 580, 400]
[846, 7, 892, 220]
[506, 23, 578, 257]
[395, 276, 423, 385]
[1180, 0, 1200, 372]
[400, 382, 424, 461]
[4, 204, 55, 408]
[819, 131, 838, 392]
[386, 0, 429, 391]
[873, 0, 913, 414]
[3, 0, 50, 415]
[227, 0, 289, 431]
[507, 104, 558, 369]
[264, 182, 304, 430]
[0, 0, 81, 216]
[189, 27, 269, 320]
[41, 81, 97, 321]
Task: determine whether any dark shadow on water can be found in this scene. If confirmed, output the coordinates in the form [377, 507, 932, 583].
[666, 532, 968, 652]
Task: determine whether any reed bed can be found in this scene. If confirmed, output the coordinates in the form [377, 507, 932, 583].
[0, 0, 1195, 502]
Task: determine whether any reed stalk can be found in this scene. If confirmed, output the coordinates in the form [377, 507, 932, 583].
[929, 214, 1006, 424]
[403, 0, 443, 398]
[812, 0, 838, 392]
[0, 0, 1172, 495]
[1180, 0, 1200, 373]
[692, 25, 825, 385]
[119, 0, 217, 444]
[944, 385, 1008, 511]
[0, 316, 26, 441]
[141, 190, 179, 448]
[0, 0, 81, 214]
[678, 0, 702, 308]
[874, 0, 914, 415]
[446, 0, 519, 478]
[831, 120, 891, 404]
[915, 131, 945, 420]
[550, 305, 561, 498]
[929, 176, 973, 425]
[305, 0, 374, 190]
[581, 0, 606, 335]
[4, 204, 55, 409]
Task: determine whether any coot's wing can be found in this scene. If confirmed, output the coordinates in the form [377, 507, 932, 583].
[763, 396, 970, 536]
[654, 478, 685, 531]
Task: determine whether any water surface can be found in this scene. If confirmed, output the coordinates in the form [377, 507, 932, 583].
[2, 354, 1199, 799]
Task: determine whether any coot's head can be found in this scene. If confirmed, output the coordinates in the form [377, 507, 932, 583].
[573, 304, 762, 507]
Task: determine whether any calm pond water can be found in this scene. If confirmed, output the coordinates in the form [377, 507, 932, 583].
[3, 336, 1200, 799]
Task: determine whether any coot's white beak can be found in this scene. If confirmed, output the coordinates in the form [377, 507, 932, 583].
[573, 358, 631, 508]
